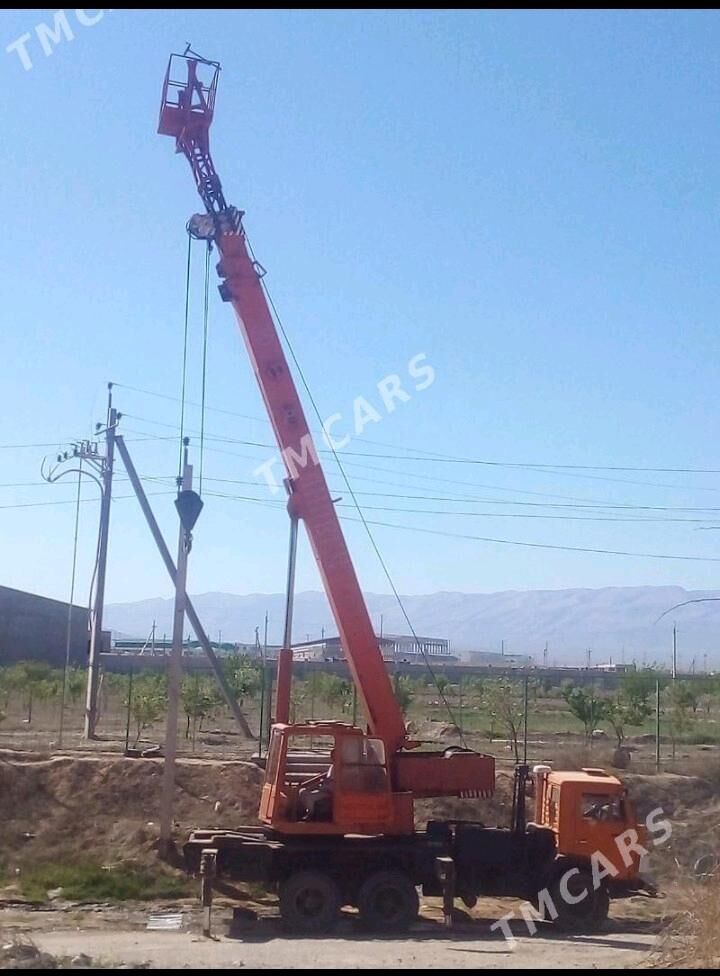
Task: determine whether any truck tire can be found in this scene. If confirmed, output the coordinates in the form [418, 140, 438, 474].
[279, 870, 341, 934]
[357, 870, 419, 932]
[548, 869, 609, 932]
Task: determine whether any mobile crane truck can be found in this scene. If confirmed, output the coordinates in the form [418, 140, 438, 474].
[157, 52, 655, 934]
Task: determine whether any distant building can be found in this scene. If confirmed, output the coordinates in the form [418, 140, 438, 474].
[292, 633, 458, 665]
[0, 585, 107, 667]
[467, 650, 532, 668]
[111, 635, 277, 658]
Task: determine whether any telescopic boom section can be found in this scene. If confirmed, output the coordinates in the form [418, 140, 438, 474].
[159, 54, 407, 753]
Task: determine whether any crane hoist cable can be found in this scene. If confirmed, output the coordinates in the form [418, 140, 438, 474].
[178, 231, 212, 495]
[178, 231, 193, 481]
[199, 242, 211, 496]
[244, 232, 467, 744]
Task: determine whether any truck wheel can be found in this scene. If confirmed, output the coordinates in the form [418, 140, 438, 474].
[357, 870, 419, 932]
[548, 870, 609, 932]
[279, 870, 341, 933]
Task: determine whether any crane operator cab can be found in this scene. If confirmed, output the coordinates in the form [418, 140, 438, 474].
[297, 751, 336, 821]
[259, 722, 415, 836]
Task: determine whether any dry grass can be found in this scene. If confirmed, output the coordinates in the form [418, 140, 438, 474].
[651, 880, 720, 968]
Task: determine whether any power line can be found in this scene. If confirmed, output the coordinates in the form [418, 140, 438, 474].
[345, 517, 720, 564]
[0, 441, 88, 450]
[110, 381, 720, 475]
[0, 490, 175, 511]
[121, 414, 720, 506]
[107, 425, 720, 514]
[199, 482, 720, 525]
[333, 503, 720, 526]
[16, 472, 720, 564]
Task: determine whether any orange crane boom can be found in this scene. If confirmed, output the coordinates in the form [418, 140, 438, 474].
[158, 52, 407, 752]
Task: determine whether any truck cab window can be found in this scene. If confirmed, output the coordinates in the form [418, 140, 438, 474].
[582, 793, 622, 822]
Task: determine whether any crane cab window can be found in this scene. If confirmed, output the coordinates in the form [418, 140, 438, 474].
[265, 729, 282, 785]
[338, 736, 389, 794]
[284, 735, 335, 822]
[582, 793, 623, 822]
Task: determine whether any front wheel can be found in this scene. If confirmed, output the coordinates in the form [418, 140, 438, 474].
[547, 869, 609, 932]
[279, 870, 341, 933]
[357, 870, 419, 932]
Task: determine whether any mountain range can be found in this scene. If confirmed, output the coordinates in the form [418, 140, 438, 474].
[105, 585, 720, 667]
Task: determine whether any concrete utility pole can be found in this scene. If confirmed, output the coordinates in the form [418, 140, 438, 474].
[160, 439, 203, 856]
[85, 384, 117, 738]
[258, 610, 271, 756]
[655, 679, 661, 770]
[275, 513, 299, 725]
[41, 387, 116, 741]
[672, 624, 678, 681]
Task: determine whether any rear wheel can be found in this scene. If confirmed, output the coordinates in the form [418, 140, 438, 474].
[547, 868, 609, 932]
[279, 870, 341, 934]
[357, 870, 419, 932]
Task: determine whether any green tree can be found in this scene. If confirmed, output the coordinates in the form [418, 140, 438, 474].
[619, 668, 666, 702]
[393, 675, 414, 716]
[66, 668, 85, 707]
[0, 668, 14, 712]
[562, 685, 609, 742]
[222, 655, 260, 705]
[182, 675, 220, 750]
[605, 696, 653, 750]
[606, 673, 655, 749]
[484, 679, 524, 762]
[9, 662, 56, 724]
[316, 673, 352, 714]
[131, 673, 167, 745]
[665, 681, 696, 759]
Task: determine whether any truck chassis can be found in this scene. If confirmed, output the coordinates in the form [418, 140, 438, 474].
[184, 818, 631, 935]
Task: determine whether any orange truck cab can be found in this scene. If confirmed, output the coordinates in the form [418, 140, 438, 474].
[532, 765, 647, 881]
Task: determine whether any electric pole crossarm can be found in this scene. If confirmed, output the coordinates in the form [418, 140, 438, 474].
[115, 435, 253, 739]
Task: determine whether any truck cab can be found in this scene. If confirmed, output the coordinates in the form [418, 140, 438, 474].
[533, 765, 646, 881]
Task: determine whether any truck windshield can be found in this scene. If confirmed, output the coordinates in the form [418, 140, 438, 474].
[582, 793, 623, 822]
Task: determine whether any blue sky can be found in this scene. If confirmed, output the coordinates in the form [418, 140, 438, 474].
[3, 8, 720, 621]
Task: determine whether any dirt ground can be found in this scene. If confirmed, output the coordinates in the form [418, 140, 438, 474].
[1, 901, 660, 969]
